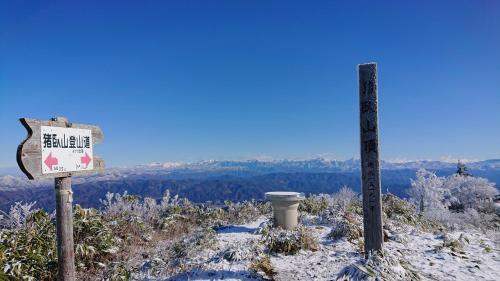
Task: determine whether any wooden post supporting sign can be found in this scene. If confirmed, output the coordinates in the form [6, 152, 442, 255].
[358, 63, 383, 255]
[55, 177, 75, 280]
[17, 117, 104, 280]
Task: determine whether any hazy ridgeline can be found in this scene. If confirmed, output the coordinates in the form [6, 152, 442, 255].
[1, 162, 499, 212]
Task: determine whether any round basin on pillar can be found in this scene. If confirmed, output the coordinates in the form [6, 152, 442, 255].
[265, 191, 304, 230]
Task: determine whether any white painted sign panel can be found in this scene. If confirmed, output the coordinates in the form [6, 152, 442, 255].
[40, 126, 93, 174]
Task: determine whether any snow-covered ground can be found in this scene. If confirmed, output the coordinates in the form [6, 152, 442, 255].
[165, 217, 499, 281]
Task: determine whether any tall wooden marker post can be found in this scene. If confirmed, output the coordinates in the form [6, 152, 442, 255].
[358, 63, 383, 255]
[17, 117, 104, 281]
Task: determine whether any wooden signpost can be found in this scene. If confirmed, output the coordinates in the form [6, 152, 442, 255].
[17, 117, 104, 281]
[358, 63, 383, 255]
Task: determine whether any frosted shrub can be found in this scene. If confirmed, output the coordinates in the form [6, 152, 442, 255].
[443, 174, 497, 211]
[143, 196, 162, 223]
[0, 193, 275, 280]
[337, 250, 421, 281]
[0, 201, 39, 229]
[73, 205, 119, 271]
[263, 225, 320, 255]
[100, 191, 193, 240]
[299, 189, 360, 217]
[101, 191, 271, 244]
[222, 242, 251, 262]
[432, 233, 471, 259]
[190, 205, 223, 228]
[190, 200, 270, 228]
[458, 208, 481, 227]
[383, 195, 417, 225]
[299, 194, 330, 215]
[383, 194, 444, 232]
[333, 186, 359, 212]
[442, 233, 469, 254]
[408, 169, 446, 215]
[250, 256, 277, 280]
[224, 200, 270, 225]
[100, 192, 153, 244]
[101, 192, 160, 225]
[254, 219, 273, 235]
[0, 201, 132, 281]
[328, 211, 363, 242]
[407, 169, 498, 229]
[160, 213, 189, 230]
[169, 228, 218, 272]
[446, 208, 499, 230]
[0, 210, 57, 280]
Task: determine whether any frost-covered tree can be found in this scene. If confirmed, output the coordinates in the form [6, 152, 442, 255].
[333, 186, 358, 211]
[407, 169, 446, 215]
[442, 174, 498, 211]
[456, 161, 472, 177]
[0, 201, 39, 229]
[407, 168, 499, 218]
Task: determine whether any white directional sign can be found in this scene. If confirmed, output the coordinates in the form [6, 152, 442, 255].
[17, 117, 104, 180]
[41, 126, 94, 174]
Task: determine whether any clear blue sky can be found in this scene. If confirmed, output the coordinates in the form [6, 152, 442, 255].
[1, 1, 499, 167]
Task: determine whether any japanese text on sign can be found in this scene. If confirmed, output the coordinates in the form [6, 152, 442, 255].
[40, 126, 93, 174]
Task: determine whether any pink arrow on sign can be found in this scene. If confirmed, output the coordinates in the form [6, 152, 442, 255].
[81, 152, 92, 168]
[44, 153, 58, 170]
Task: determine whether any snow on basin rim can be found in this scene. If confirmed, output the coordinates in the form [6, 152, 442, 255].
[265, 191, 304, 200]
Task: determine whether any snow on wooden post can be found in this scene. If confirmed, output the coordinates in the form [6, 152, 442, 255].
[358, 63, 383, 254]
[17, 116, 105, 281]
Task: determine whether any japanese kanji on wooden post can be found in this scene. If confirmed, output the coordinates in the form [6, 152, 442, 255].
[358, 63, 384, 255]
[17, 117, 105, 281]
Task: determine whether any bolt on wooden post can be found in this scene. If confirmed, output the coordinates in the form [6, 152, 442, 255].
[358, 63, 383, 255]
[17, 117, 104, 281]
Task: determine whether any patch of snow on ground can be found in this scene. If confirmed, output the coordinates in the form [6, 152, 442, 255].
[164, 217, 499, 281]
[386, 230, 500, 281]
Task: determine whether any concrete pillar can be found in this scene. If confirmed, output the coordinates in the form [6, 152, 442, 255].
[265, 192, 304, 230]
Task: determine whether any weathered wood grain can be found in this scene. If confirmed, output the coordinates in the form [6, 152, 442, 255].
[17, 117, 105, 180]
[358, 63, 383, 254]
[55, 177, 75, 281]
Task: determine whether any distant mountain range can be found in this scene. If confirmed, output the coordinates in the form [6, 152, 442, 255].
[135, 158, 500, 174]
[0, 158, 499, 211]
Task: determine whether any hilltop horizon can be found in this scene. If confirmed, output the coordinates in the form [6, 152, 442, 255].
[2, 156, 500, 172]
[140, 156, 498, 166]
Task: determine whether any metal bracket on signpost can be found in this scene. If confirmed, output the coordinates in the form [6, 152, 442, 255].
[66, 190, 74, 203]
